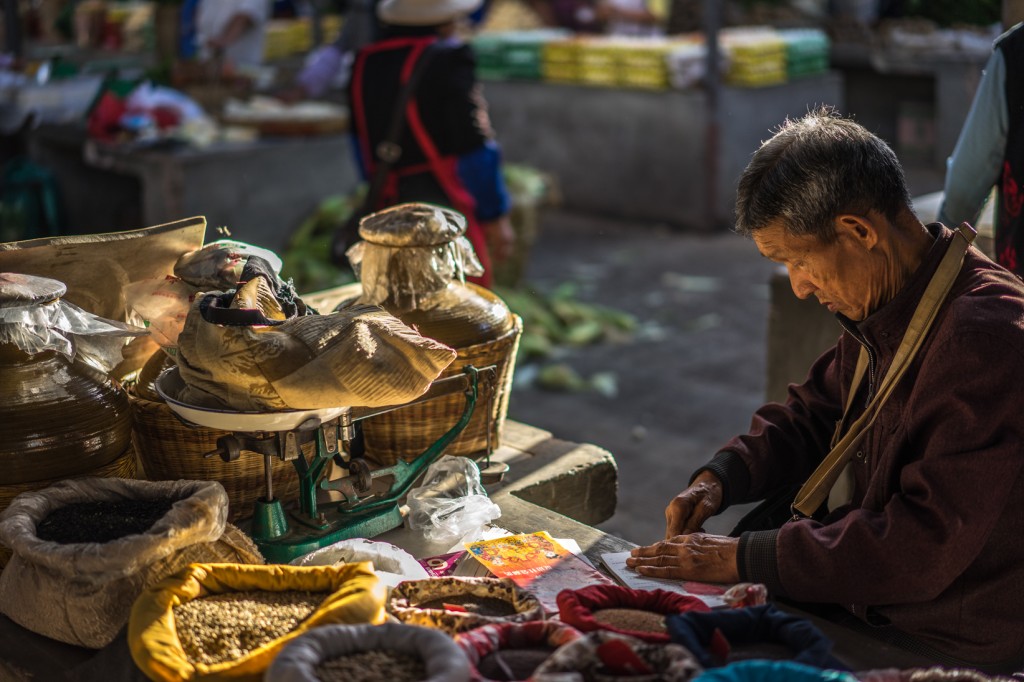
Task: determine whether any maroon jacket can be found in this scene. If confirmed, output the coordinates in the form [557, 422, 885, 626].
[704, 224, 1024, 666]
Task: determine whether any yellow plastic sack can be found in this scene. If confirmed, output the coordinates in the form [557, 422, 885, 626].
[128, 561, 386, 682]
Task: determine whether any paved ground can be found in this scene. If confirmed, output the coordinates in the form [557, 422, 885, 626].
[507, 163, 943, 545]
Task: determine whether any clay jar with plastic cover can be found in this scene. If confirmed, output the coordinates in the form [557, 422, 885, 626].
[0, 273, 133, 484]
[344, 203, 519, 465]
[348, 203, 514, 349]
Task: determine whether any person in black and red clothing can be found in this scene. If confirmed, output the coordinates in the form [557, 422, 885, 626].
[345, 0, 514, 287]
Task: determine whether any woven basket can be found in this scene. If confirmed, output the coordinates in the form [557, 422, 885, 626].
[362, 315, 522, 467]
[0, 446, 137, 568]
[128, 393, 303, 522]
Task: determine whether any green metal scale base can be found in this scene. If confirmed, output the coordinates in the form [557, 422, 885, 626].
[219, 366, 497, 563]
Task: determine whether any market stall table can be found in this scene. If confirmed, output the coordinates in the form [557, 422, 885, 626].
[26, 123, 360, 253]
[0, 425, 941, 680]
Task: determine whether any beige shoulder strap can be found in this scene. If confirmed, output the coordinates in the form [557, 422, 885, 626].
[790, 223, 976, 519]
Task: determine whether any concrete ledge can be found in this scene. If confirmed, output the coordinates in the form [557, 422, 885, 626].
[488, 420, 618, 527]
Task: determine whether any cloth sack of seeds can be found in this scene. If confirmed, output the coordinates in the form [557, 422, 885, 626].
[388, 577, 544, 636]
[265, 621, 471, 682]
[289, 538, 429, 587]
[557, 585, 710, 644]
[0, 478, 263, 649]
[665, 605, 844, 671]
[176, 270, 457, 411]
[456, 620, 583, 682]
[129, 561, 386, 681]
[533, 630, 703, 682]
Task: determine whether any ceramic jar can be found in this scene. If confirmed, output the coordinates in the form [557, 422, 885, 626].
[0, 273, 133, 484]
[345, 203, 521, 465]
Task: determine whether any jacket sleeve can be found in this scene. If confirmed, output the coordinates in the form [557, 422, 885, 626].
[744, 329, 1024, 606]
[706, 343, 845, 509]
[938, 48, 1006, 228]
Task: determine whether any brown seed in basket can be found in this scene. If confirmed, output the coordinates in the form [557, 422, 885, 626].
[592, 608, 667, 633]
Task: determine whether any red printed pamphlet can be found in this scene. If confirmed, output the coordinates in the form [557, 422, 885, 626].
[464, 531, 614, 611]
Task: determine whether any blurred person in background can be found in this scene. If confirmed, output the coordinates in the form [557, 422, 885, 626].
[194, 0, 272, 69]
[338, 0, 514, 286]
[283, 0, 382, 99]
[939, 21, 1024, 274]
[603, 0, 661, 36]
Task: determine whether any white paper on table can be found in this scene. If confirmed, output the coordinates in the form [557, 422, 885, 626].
[598, 550, 729, 609]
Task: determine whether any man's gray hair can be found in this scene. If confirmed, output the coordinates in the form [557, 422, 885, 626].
[734, 107, 912, 243]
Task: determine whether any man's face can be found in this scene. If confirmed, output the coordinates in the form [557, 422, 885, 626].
[753, 219, 877, 321]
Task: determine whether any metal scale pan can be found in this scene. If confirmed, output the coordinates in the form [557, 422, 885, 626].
[156, 367, 349, 433]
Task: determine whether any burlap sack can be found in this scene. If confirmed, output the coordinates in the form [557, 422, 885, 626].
[176, 275, 457, 411]
[0, 478, 263, 649]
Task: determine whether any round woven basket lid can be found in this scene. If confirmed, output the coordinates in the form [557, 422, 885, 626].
[0, 273, 66, 309]
[359, 203, 467, 247]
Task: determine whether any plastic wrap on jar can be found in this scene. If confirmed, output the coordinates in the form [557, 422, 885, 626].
[346, 203, 484, 307]
[0, 273, 147, 373]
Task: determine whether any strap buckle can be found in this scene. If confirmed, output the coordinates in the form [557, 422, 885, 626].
[375, 141, 402, 164]
[956, 222, 978, 244]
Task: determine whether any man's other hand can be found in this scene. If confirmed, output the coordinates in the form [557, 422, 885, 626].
[626, 533, 740, 584]
[664, 470, 723, 539]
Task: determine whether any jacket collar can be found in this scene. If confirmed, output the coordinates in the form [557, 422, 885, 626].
[839, 222, 949, 355]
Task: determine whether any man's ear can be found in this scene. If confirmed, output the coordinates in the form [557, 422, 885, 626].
[834, 213, 879, 251]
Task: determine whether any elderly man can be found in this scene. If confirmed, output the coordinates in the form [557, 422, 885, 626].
[627, 109, 1024, 670]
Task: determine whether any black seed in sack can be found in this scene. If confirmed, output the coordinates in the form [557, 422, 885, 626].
[418, 595, 517, 616]
[592, 608, 666, 634]
[35, 499, 175, 544]
[316, 650, 426, 682]
[477, 646, 555, 680]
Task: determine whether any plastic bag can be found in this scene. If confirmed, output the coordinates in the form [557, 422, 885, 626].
[0, 273, 146, 373]
[289, 538, 429, 587]
[174, 240, 284, 290]
[346, 203, 484, 308]
[123, 275, 195, 349]
[405, 455, 501, 543]
[0, 478, 264, 648]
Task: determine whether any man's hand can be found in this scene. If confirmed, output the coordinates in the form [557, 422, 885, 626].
[626, 533, 740, 584]
[664, 470, 724, 539]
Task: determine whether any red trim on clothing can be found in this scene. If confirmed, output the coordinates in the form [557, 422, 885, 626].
[352, 35, 493, 287]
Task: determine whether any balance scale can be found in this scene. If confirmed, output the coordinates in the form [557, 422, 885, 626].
[156, 365, 501, 563]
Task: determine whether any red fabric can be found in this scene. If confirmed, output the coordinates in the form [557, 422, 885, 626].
[87, 92, 127, 142]
[456, 620, 582, 682]
[556, 585, 709, 644]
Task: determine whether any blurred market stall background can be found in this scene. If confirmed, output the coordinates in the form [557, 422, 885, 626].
[0, 0, 1009, 542]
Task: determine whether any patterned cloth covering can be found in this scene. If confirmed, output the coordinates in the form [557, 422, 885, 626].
[456, 620, 583, 680]
[532, 630, 703, 682]
[388, 577, 544, 635]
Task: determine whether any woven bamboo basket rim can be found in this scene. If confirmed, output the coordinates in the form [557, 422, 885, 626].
[361, 315, 522, 464]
